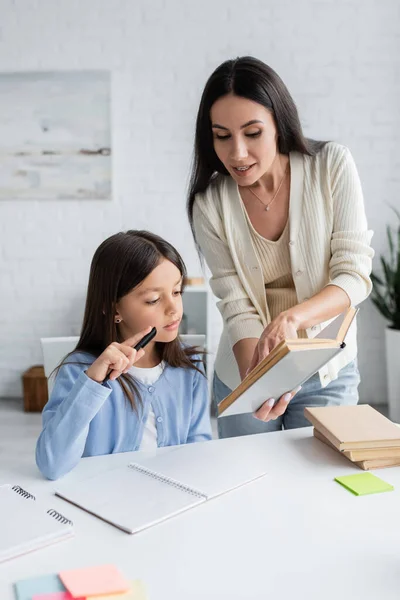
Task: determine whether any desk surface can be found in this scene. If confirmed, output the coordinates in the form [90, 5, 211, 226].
[1, 427, 400, 600]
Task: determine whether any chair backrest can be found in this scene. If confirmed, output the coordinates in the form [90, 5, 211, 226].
[40, 333, 206, 395]
[180, 333, 206, 349]
[40, 336, 80, 394]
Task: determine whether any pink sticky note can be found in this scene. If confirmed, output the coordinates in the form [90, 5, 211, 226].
[33, 594, 84, 600]
[59, 565, 130, 598]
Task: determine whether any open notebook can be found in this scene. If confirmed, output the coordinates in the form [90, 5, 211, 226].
[0, 484, 73, 563]
[55, 435, 268, 534]
[218, 308, 358, 417]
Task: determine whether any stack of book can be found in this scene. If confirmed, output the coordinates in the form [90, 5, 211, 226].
[305, 404, 400, 470]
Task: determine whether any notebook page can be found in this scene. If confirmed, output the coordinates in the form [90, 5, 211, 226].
[56, 465, 206, 534]
[0, 485, 73, 563]
[130, 433, 269, 499]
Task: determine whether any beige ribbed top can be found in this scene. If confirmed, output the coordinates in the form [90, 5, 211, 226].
[244, 212, 307, 338]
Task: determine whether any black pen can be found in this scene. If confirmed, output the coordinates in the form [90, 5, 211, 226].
[103, 327, 157, 382]
[133, 326, 157, 350]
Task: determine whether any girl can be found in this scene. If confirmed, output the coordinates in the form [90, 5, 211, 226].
[188, 56, 374, 438]
[36, 230, 212, 480]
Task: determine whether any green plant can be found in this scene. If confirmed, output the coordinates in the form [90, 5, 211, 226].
[370, 206, 400, 330]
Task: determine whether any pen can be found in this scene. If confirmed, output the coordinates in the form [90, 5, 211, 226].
[103, 326, 157, 382]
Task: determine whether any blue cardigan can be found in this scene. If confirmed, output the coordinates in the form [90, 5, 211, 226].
[36, 353, 212, 480]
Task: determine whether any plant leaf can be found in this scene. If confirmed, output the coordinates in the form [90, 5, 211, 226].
[371, 271, 384, 287]
[371, 205, 400, 328]
[387, 225, 394, 268]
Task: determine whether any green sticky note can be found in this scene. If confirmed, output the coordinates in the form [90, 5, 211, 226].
[335, 472, 394, 496]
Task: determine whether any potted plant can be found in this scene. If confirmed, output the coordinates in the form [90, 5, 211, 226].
[370, 207, 400, 421]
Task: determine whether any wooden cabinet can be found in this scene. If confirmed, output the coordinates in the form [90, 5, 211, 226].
[22, 365, 48, 412]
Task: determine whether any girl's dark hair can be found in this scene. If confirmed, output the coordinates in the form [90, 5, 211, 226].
[187, 56, 327, 232]
[55, 230, 204, 410]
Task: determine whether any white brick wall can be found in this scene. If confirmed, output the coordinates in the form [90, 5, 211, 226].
[0, 0, 398, 401]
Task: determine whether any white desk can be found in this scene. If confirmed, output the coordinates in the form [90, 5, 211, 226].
[1, 428, 400, 600]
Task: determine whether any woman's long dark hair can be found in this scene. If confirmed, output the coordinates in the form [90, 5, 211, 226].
[56, 230, 204, 410]
[187, 56, 327, 233]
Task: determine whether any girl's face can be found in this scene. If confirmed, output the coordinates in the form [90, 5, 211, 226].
[115, 259, 183, 344]
[210, 93, 279, 186]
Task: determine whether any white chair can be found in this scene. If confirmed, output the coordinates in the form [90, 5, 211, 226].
[40, 333, 206, 395]
[180, 333, 206, 349]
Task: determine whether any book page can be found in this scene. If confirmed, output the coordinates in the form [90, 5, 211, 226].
[314, 307, 358, 342]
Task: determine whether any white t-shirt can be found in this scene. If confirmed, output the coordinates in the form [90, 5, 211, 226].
[129, 362, 165, 451]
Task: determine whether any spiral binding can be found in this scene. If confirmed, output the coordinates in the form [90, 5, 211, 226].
[11, 485, 73, 526]
[11, 485, 36, 500]
[128, 463, 207, 499]
[47, 508, 73, 526]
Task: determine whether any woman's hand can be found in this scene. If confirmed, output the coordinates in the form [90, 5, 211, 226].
[246, 311, 299, 376]
[86, 326, 153, 383]
[244, 312, 300, 422]
[253, 386, 301, 422]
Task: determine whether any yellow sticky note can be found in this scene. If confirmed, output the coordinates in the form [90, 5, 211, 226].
[335, 472, 394, 496]
[89, 580, 147, 600]
[59, 565, 130, 598]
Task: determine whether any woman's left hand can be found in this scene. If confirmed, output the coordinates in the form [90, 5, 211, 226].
[246, 311, 299, 376]
[253, 386, 301, 422]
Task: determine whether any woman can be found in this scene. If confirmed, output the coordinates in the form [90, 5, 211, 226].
[187, 56, 374, 439]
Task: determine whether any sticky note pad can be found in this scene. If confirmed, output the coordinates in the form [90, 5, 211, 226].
[59, 564, 130, 598]
[89, 580, 148, 600]
[14, 574, 66, 600]
[335, 472, 394, 496]
[33, 592, 84, 600]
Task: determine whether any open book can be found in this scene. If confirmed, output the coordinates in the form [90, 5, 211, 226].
[218, 308, 358, 417]
[0, 484, 73, 563]
[55, 435, 268, 534]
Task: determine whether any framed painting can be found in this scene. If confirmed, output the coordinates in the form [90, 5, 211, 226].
[0, 70, 111, 200]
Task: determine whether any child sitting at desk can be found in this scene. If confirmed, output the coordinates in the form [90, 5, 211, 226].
[36, 230, 212, 480]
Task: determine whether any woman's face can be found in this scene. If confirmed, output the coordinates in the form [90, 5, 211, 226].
[210, 93, 279, 186]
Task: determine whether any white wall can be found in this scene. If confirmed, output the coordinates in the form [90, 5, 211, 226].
[0, 0, 398, 401]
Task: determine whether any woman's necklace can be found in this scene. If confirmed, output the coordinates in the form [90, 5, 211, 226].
[247, 162, 289, 212]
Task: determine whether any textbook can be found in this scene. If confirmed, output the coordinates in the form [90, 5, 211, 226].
[0, 484, 73, 563]
[55, 435, 268, 534]
[314, 425, 400, 470]
[314, 427, 400, 461]
[218, 308, 357, 417]
[306, 404, 400, 452]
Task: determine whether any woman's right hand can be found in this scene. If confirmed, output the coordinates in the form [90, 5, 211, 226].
[86, 326, 153, 383]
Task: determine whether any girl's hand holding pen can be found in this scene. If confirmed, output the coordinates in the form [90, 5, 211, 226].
[86, 326, 153, 383]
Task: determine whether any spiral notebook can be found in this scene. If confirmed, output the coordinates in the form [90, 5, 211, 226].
[0, 484, 74, 563]
[55, 435, 269, 534]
